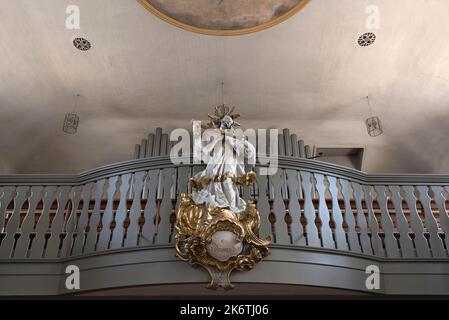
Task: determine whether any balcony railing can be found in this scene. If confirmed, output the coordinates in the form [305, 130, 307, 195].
[0, 156, 448, 261]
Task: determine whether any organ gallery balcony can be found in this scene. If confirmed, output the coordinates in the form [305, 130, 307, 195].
[1, 132, 448, 296]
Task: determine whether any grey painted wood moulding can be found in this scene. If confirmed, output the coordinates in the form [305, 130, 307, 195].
[1, 156, 449, 185]
[0, 245, 448, 296]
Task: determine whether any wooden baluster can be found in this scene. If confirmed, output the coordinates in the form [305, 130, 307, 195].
[256, 173, 271, 240]
[416, 186, 446, 258]
[339, 179, 361, 253]
[327, 176, 349, 251]
[97, 176, 119, 251]
[389, 186, 415, 258]
[0, 187, 15, 234]
[431, 186, 449, 254]
[29, 186, 58, 259]
[70, 183, 93, 256]
[168, 198, 177, 244]
[127, 174, 135, 200]
[139, 170, 159, 246]
[271, 169, 290, 244]
[362, 185, 384, 257]
[169, 167, 190, 244]
[283, 184, 292, 243]
[124, 171, 146, 247]
[351, 182, 372, 255]
[403, 185, 430, 258]
[265, 174, 277, 242]
[60, 186, 82, 258]
[297, 171, 303, 200]
[14, 186, 43, 258]
[109, 174, 132, 249]
[285, 169, 305, 245]
[0, 187, 12, 252]
[445, 186, 449, 228]
[268, 199, 276, 243]
[374, 185, 400, 258]
[281, 170, 293, 244]
[300, 171, 320, 247]
[14, 190, 31, 257]
[314, 174, 335, 249]
[83, 179, 106, 253]
[44, 186, 71, 258]
[154, 167, 176, 244]
[0, 186, 29, 258]
[153, 171, 163, 244]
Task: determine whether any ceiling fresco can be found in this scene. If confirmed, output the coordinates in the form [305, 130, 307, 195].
[139, 0, 310, 35]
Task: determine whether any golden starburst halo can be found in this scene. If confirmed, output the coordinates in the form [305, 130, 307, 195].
[202, 104, 241, 129]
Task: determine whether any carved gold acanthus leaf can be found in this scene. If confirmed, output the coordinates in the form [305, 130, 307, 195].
[175, 194, 270, 289]
[190, 171, 257, 190]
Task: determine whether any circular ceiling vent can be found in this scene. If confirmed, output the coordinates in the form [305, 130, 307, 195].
[73, 37, 91, 51]
[358, 32, 376, 47]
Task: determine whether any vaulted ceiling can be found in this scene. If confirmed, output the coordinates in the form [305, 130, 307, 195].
[1, 0, 449, 174]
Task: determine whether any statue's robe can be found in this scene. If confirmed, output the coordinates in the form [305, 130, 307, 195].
[192, 130, 256, 213]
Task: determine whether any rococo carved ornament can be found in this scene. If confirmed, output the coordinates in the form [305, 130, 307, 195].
[175, 105, 270, 290]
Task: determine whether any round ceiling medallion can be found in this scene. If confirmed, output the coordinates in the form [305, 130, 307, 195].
[73, 37, 91, 51]
[358, 32, 376, 47]
[139, 0, 311, 36]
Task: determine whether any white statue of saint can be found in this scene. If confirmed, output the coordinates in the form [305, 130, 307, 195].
[191, 106, 256, 213]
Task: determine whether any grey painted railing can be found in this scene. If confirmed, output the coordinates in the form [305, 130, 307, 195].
[0, 156, 448, 260]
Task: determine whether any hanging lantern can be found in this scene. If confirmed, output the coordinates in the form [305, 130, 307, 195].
[63, 94, 81, 134]
[63, 113, 80, 134]
[366, 116, 383, 137]
[364, 96, 383, 137]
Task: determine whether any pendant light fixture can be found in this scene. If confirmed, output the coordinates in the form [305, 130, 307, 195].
[365, 96, 383, 137]
[63, 94, 80, 134]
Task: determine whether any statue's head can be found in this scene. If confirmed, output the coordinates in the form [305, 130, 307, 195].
[202, 105, 241, 130]
[220, 115, 234, 129]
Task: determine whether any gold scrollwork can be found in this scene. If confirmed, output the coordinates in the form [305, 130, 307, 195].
[190, 171, 257, 190]
[175, 193, 270, 290]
